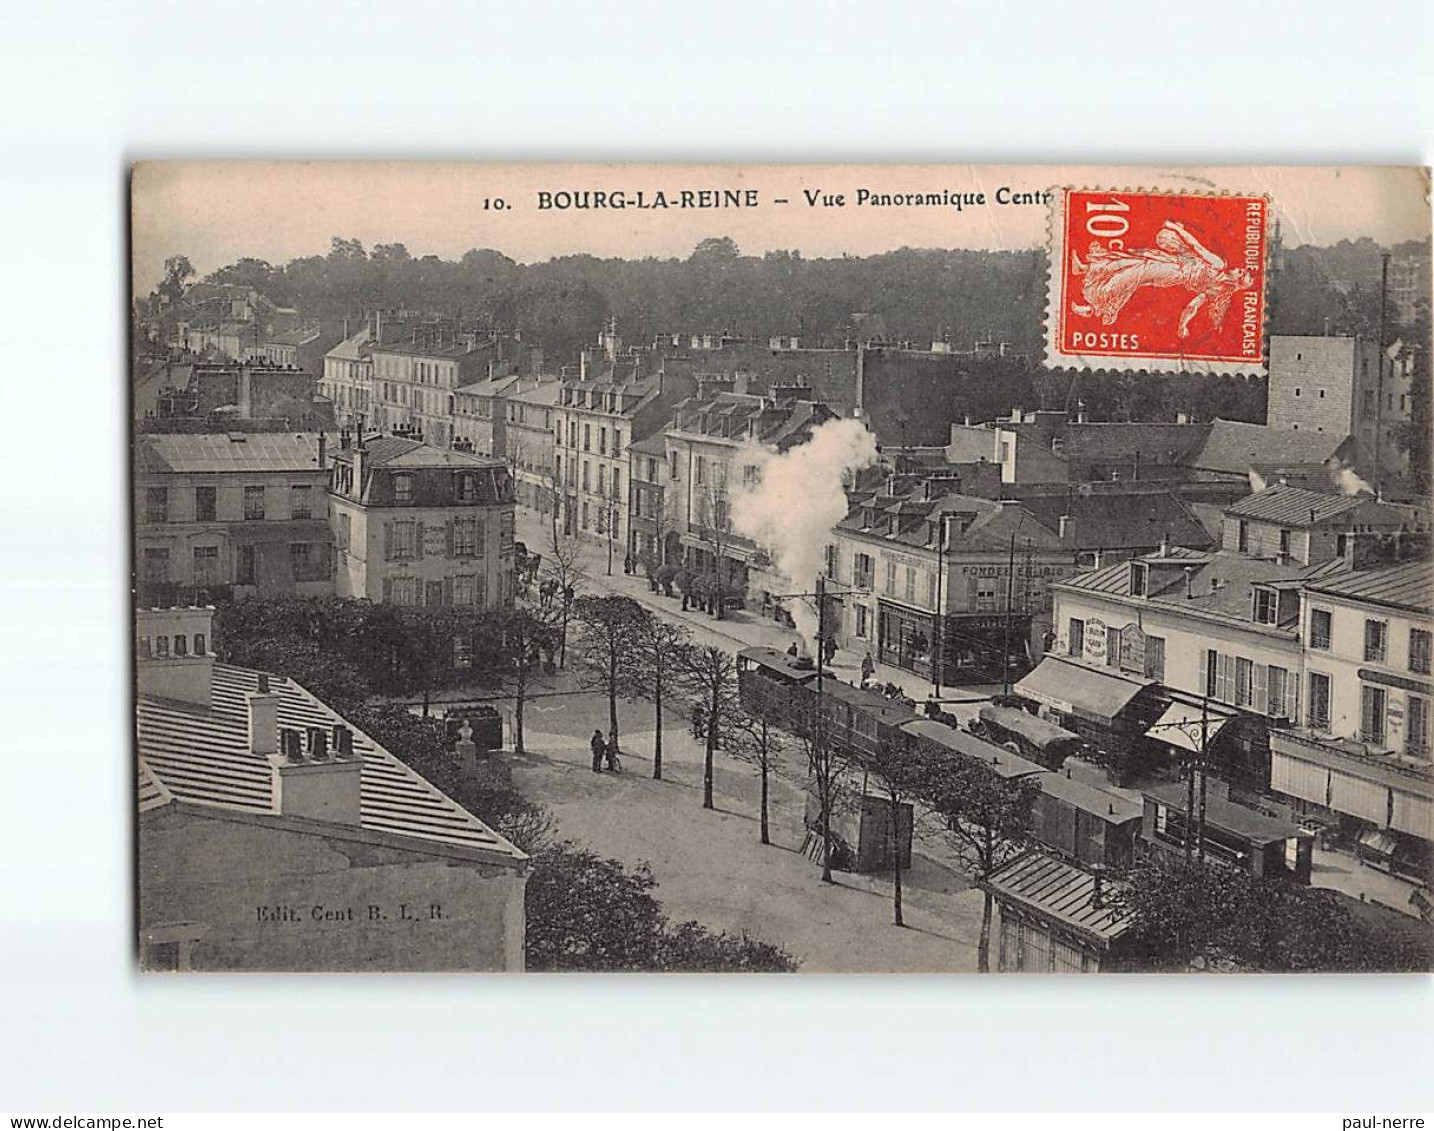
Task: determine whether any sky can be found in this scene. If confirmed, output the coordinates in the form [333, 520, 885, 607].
[131, 162, 1431, 295]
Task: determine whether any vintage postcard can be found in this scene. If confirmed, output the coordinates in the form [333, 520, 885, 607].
[130, 163, 1433, 973]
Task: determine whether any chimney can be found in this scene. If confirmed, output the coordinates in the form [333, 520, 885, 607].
[1159, 532, 1171, 557]
[317, 432, 327, 472]
[271, 720, 363, 825]
[238, 366, 252, 418]
[1184, 566, 1194, 599]
[1176, 411, 1190, 425]
[135, 606, 216, 707]
[1091, 868, 1105, 909]
[246, 673, 281, 755]
[1058, 514, 1073, 541]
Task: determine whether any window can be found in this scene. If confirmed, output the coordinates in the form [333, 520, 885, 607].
[696, 456, 706, 485]
[1268, 665, 1289, 718]
[453, 517, 479, 556]
[904, 566, 916, 602]
[1206, 650, 1220, 698]
[393, 474, 413, 504]
[1237, 520, 1249, 553]
[457, 473, 478, 503]
[1278, 528, 1291, 562]
[236, 545, 256, 585]
[1310, 608, 1332, 650]
[1129, 562, 1147, 597]
[1145, 635, 1165, 680]
[854, 553, 874, 589]
[1360, 684, 1387, 745]
[194, 486, 217, 522]
[337, 512, 351, 551]
[598, 465, 607, 494]
[612, 468, 621, 499]
[1410, 628, 1431, 675]
[1409, 695, 1430, 755]
[291, 543, 325, 582]
[583, 424, 591, 452]
[1234, 657, 1254, 707]
[390, 519, 418, 560]
[290, 485, 312, 520]
[581, 462, 590, 492]
[243, 485, 265, 520]
[145, 487, 168, 524]
[192, 546, 220, 587]
[388, 576, 418, 607]
[1068, 618, 1085, 657]
[1253, 587, 1279, 625]
[1364, 619, 1388, 663]
[885, 560, 896, 595]
[855, 605, 869, 639]
[581, 501, 590, 529]
[143, 548, 169, 585]
[173, 634, 187, 657]
[613, 429, 622, 458]
[154, 635, 169, 658]
[1307, 672, 1331, 730]
[454, 574, 476, 606]
[599, 427, 607, 455]
[670, 451, 681, 480]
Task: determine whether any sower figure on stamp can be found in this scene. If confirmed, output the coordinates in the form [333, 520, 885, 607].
[1070, 219, 1253, 337]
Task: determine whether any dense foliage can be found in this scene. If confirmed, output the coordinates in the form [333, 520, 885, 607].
[1114, 858, 1432, 973]
[524, 843, 799, 972]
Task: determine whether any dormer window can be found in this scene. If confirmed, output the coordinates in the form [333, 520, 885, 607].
[1253, 586, 1279, 625]
[1129, 562, 1148, 597]
[393, 474, 413, 504]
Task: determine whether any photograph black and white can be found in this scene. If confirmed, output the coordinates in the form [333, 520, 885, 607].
[129, 162, 1434, 974]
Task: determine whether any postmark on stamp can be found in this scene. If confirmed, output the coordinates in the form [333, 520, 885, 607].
[1045, 187, 1269, 374]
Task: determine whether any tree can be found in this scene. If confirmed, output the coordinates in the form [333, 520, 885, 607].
[631, 611, 689, 780]
[697, 480, 734, 618]
[491, 603, 560, 756]
[676, 644, 741, 810]
[543, 517, 588, 667]
[524, 842, 798, 972]
[729, 708, 790, 846]
[799, 692, 856, 884]
[853, 735, 921, 927]
[907, 748, 1041, 971]
[569, 595, 646, 756]
[159, 254, 194, 305]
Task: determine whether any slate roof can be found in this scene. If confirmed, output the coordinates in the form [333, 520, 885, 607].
[1302, 560, 1433, 614]
[1195, 419, 1351, 475]
[983, 850, 1133, 945]
[137, 663, 525, 861]
[1143, 781, 1302, 846]
[325, 328, 373, 362]
[1059, 547, 1348, 630]
[333, 436, 506, 470]
[838, 492, 1063, 554]
[456, 374, 523, 398]
[135, 432, 323, 475]
[1017, 491, 1214, 552]
[1224, 483, 1365, 526]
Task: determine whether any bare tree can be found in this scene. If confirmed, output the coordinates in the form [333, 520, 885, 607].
[491, 603, 559, 756]
[543, 515, 588, 668]
[853, 735, 920, 927]
[570, 595, 646, 757]
[730, 708, 790, 846]
[698, 478, 734, 619]
[907, 745, 1040, 971]
[676, 644, 741, 810]
[801, 694, 857, 884]
[631, 611, 690, 780]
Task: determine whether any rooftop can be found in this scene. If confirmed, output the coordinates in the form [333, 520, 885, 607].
[1302, 560, 1433, 614]
[1224, 483, 1365, 527]
[138, 663, 525, 862]
[837, 491, 1063, 554]
[1018, 490, 1214, 552]
[983, 850, 1133, 945]
[1194, 419, 1351, 476]
[135, 432, 324, 475]
[1143, 781, 1303, 845]
[333, 436, 507, 471]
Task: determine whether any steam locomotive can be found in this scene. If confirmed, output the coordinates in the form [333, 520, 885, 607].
[736, 646, 1142, 870]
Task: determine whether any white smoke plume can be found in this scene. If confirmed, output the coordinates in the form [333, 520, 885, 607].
[1248, 469, 1267, 494]
[1331, 463, 1374, 497]
[731, 416, 880, 648]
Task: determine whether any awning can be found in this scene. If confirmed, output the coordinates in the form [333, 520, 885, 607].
[980, 704, 1081, 751]
[1144, 701, 1233, 755]
[1014, 658, 1148, 725]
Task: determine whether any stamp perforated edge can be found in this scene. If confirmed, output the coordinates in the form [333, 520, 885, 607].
[1041, 185, 1272, 377]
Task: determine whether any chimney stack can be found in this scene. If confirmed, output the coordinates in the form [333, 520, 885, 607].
[246, 673, 281, 755]
[317, 432, 327, 472]
[271, 718, 363, 825]
[135, 606, 216, 707]
[1058, 514, 1073, 541]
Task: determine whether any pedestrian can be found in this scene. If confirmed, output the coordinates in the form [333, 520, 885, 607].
[590, 728, 605, 773]
[861, 651, 876, 684]
[786, 641, 799, 658]
[691, 702, 706, 740]
[605, 729, 621, 772]
[823, 636, 837, 666]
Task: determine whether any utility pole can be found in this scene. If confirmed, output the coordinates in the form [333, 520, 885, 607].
[1002, 530, 1017, 696]
[1373, 251, 1390, 493]
[1196, 694, 1210, 863]
[933, 512, 949, 698]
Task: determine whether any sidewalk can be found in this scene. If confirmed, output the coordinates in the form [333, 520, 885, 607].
[515, 506, 992, 709]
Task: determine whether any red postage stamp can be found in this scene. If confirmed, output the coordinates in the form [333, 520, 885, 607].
[1045, 187, 1269, 374]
